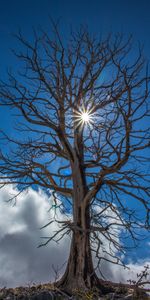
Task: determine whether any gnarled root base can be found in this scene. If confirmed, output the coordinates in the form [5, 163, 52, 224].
[56, 272, 98, 292]
[56, 272, 114, 296]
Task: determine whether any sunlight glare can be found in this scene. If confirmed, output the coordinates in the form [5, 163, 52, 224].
[73, 105, 95, 129]
[81, 112, 90, 123]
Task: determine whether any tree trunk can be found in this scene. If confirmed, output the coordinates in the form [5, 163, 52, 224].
[57, 159, 99, 292]
[57, 205, 99, 292]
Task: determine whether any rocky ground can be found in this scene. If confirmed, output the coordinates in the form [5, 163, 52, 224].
[0, 282, 150, 299]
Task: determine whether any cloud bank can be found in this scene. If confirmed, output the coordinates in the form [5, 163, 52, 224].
[0, 184, 70, 287]
[0, 184, 149, 288]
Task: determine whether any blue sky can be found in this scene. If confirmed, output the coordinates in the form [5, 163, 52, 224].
[0, 0, 150, 287]
[0, 0, 150, 131]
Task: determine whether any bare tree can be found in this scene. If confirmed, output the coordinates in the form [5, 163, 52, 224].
[0, 24, 150, 291]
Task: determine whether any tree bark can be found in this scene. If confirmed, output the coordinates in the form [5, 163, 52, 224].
[57, 205, 99, 291]
[57, 159, 99, 291]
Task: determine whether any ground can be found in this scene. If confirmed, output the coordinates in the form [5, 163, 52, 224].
[0, 280, 150, 299]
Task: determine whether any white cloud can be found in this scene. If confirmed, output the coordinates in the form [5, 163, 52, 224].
[0, 184, 70, 287]
[100, 260, 150, 285]
[92, 206, 150, 286]
[0, 183, 149, 288]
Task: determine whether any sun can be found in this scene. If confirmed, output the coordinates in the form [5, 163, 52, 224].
[81, 112, 90, 123]
[73, 106, 95, 128]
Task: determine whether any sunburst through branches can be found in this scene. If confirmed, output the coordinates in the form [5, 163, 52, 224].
[73, 105, 95, 129]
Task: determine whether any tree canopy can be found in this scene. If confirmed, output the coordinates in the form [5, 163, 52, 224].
[0, 25, 150, 291]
